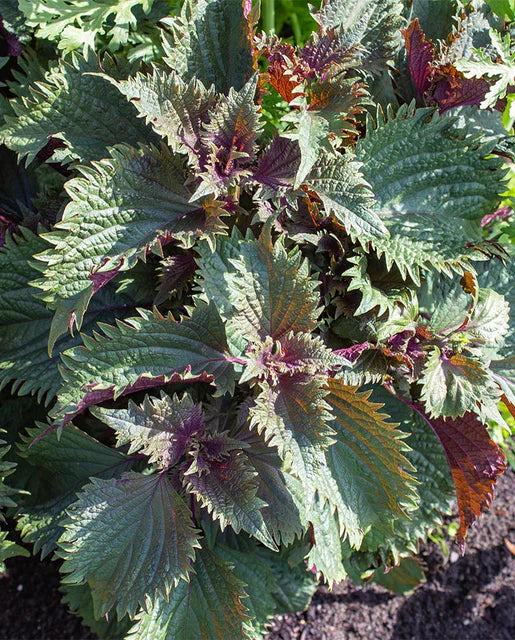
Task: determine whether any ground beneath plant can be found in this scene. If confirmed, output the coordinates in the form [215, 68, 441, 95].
[0, 470, 513, 640]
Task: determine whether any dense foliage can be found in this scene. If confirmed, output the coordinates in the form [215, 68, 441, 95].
[0, 0, 514, 637]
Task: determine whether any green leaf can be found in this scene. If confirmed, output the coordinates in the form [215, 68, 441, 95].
[0, 434, 19, 512]
[128, 546, 249, 640]
[35, 144, 223, 343]
[420, 348, 500, 419]
[0, 429, 29, 570]
[244, 436, 305, 546]
[53, 301, 237, 425]
[307, 152, 387, 239]
[229, 227, 321, 343]
[0, 54, 156, 165]
[0, 0, 32, 40]
[357, 104, 505, 221]
[368, 214, 496, 286]
[60, 582, 132, 640]
[215, 540, 277, 638]
[476, 258, 515, 357]
[0, 229, 54, 400]
[162, 0, 254, 94]
[369, 387, 454, 552]
[371, 556, 426, 595]
[110, 66, 217, 159]
[0, 229, 144, 402]
[183, 449, 276, 550]
[196, 228, 243, 318]
[324, 379, 418, 549]
[307, 497, 347, 585]
[59, 471, 201, 618]
[448, 106, 515, 160]
[91, 392, 203, 469]
[456, 29, 515, 108]
[18, 0, 156, 53]
[17, 495, 76, 560]
[343, 251, 416, 318]
[0, 531, 29, 573]
[258, 542, 317, 614]
[409, 0, 458, 41]
[419, 272, 472, 334]
[293, 108, 330, 188]
[249, 377, 334, 490]
[311, 0, 404, 74]
[486, 0, 515, 21]
[491, 357, 515, 406]
[466, 289, 510, 350]
[17, 422, 132, 558]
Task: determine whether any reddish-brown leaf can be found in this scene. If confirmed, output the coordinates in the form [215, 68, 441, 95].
[501, 393, 515, 419]
[402, 19, 434, 97]
[264, 42, 305, 103]
[402, 20, 489, 113]
[431, 64, 489, 112]
[413, 405, 506, 551]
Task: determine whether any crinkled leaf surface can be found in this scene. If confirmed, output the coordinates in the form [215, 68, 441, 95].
[357, 105, 505, 221]
[368, 214, 496, 285]
[196, 228, 243, 319]
[18, 0, 156, 54]
[92, 393, 203, 469]
[111, 67, 216, 158]
[0, 54, 156, 164]
[17, 422, 132, 558]
[0, 229, 144, 402]
[162, 0, 254, 94]
[311, 0, 404, 74]
[229, 227, 321, 342]
[215, 540, 277, 638]
[53, 301, 236, 425]
[307, 153, 387, 239]
[60, 582, 132, 640]
[370, 387, 455, 550]
[183, 449, 276, 549]
[36, 144, 220, 341]
[420, 348, 500, 418]
[59, 471, 200, 618]
[127, 546, 248, 640]
[324, 379, 418, 549]
[307, 497, 347, 585]
[250, 376, 334, 492]
[244, 438, 305, 546]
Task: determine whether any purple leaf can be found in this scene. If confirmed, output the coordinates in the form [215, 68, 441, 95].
[481, 206, 512, 227]
[0, 14, 21, 57]
[252, 136, 301, 192]
[333, 341, 370, 364]
[402, 19, 434, 97]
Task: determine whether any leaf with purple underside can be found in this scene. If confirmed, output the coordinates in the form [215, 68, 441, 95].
[251, 136, 301, 199]
[412, 405, 506, 551]
[53, 301, 236, 426]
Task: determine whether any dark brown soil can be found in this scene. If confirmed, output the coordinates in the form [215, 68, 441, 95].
[267, 469, 515, 640]
[0, 471, 513, 640]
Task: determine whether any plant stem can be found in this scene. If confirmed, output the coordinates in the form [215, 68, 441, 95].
[290, 13, 302, 43]
[263, 0, 275, 34]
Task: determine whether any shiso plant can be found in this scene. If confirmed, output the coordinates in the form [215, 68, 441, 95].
[0, 0, 514, 637]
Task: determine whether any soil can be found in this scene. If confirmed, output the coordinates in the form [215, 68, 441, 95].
[0, 470, 513, 640]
